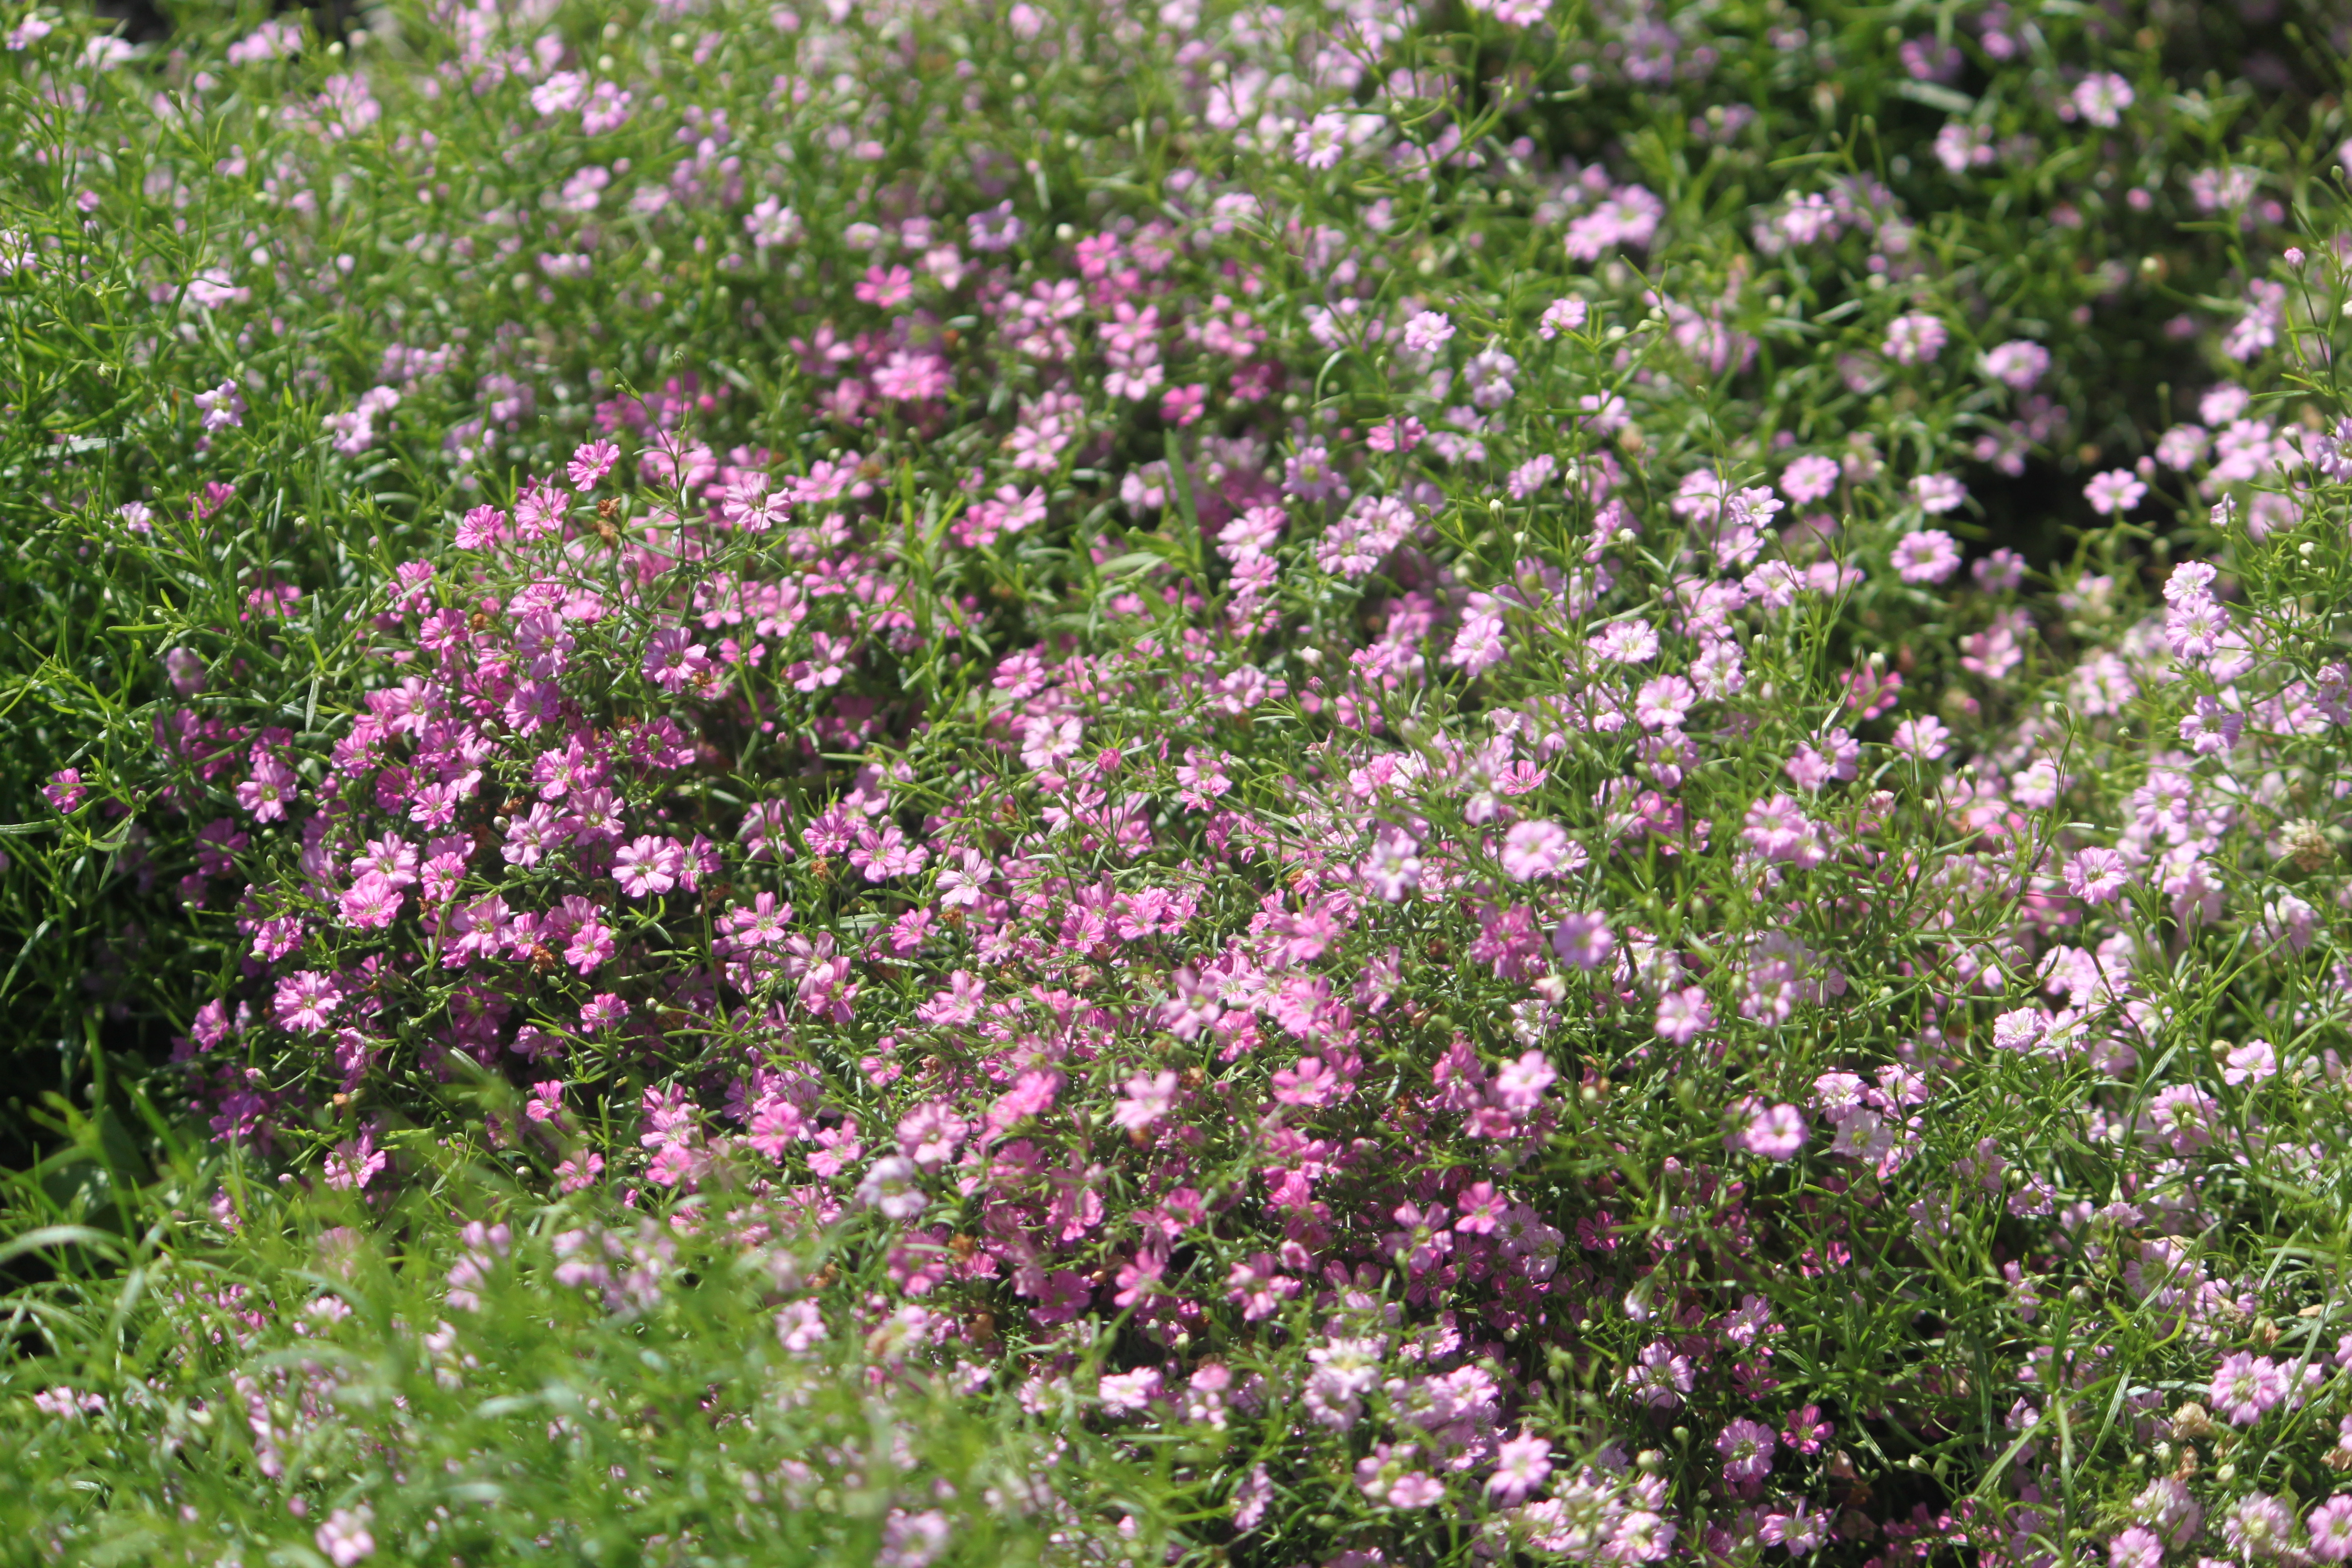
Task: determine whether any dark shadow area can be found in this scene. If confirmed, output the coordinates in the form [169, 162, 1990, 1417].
[1966, 456, 2104, 579]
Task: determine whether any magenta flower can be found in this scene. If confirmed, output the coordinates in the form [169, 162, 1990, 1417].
[41, 769, 86, 813]
[566, 438, 620, 490]
[323, 1130, 386, 1192]
[641, 628, 714, 695]
[612, 835, 683, 898]
[1109, 1070, 1178, 1133]
[338, 871, 404, 930]
[562, 911, 615, 974]
[272, 971, 343, 1034]
[235, 750, 298, 822]
[2177, 694, 2243, 754]
[1490, 1051, 1559, 1112]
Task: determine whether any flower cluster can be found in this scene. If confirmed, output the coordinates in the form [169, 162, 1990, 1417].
[12, 0, 2352, 1563]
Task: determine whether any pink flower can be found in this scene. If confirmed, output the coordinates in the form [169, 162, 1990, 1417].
[1401, 310, 1455, 354]
[1110, 1070, 1178, 1132]
[1225, 1253, 1300, 1321]
[338, 871, 404, 930]
[235, 750, 299, 822]
[2084, 468, 2147, 515]
[1883, 312, 1948, 365]
[1490, 1051, 1558, 1112]
[1890, 529, 1961, 584]
[1098, 1367, 1162, 1414]
[566, 438, 620, 490]
[2222, 1039, 2277, 1086]
[2072, 71, 2134, 128]
[1740, 1102, 1808, 1160]
[856, 1155, 927, 1221]
[1020, 715, 1082, 772]
[1780, 453, 1841, 505]
[42, 769, 87, 813]
[1551, 911, 1614, 970]
[2308, 1498, 2352, 1563]
[2063, 847, 2129, 904]
[2209, 1352, 2288, 1425]
[1626, 1340, 1692, 1408]
[1486, 1430, 1552, 1503]
[2107, 1527, 2162, 1568]
[642, 628, 714, 694]
[1159, 383, 1207, 426]
[1981, 339, 2050, 389]
[1537, 298, 1587, 339]
[323, 1130, 386, 1191]
[315, 1507, 375, 1566]
[1715, 1418, 1776, 1483]
[563, 912, 615, 973]
[1655, 986, 1714, 1046]
[1386, 1472, 1445, 1509]
[273, 971, 343, 1033]
[1588, 618, 1660, 664]
[1910, 473, 1966, 514]
[2177, 694, 2243, 755]
[894, 1101, 969, 1172]
[1634, 675, 1694, 730]
[2224, 1492, 2295, 1560]
[1500, 820, 1577, 881]
[1890, 715, 1952, 761]
[455, 504, 507, 548]
[877, 1509, 948, 1568]
[612, 835, 683, 899]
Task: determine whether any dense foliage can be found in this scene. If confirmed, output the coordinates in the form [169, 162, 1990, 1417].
[7, 0, 2352, 1564]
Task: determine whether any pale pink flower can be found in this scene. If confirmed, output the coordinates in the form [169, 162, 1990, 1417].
[1740, 1102, 1808, 1160]
[1890, 715, 1952, 761]
[1551, 911, 1614, 970]
[2084, 469, 2146, 515]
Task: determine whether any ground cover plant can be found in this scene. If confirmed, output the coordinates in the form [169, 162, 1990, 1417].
[7, 0, 2352, 1562]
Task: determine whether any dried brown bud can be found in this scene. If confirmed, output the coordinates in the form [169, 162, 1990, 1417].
[2278, 819, 2335, 874]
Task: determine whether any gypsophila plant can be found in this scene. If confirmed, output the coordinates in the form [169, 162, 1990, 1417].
[11, 0, 2352, 1564]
